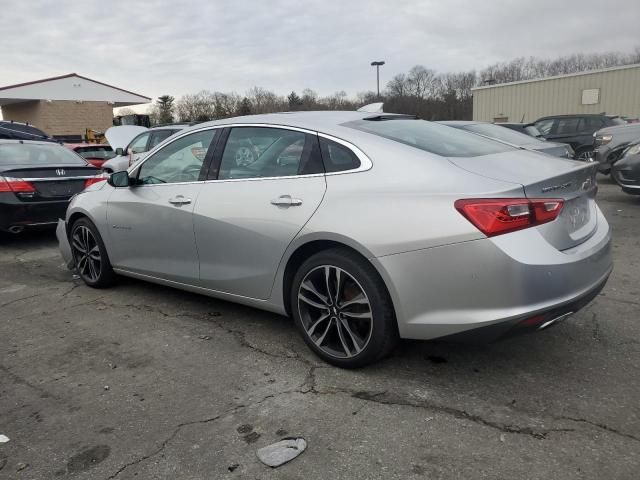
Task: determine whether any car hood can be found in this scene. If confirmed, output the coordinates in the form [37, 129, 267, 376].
[105, 126, 147, 150]
[596, 123, 640, 136]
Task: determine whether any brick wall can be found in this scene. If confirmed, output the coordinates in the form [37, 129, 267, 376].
[1, 100, 113, 136]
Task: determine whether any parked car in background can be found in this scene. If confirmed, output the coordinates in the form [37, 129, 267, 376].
[533, 114, 625, 161]
[1, 140, 104, 234]
[101, 124, 188, 173]
[495, 122, 544, 138]
[0, 120, 55, 142]
[440, 121, 574, 158]
[593, 123, 640, 174]
[58, 111, 610, 367]
[611, 142, 640, 195]
[65, 143, 115, 169]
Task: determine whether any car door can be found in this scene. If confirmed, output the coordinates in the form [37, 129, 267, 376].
[194, 126, 326, 299]
[106, 128, 218, 283]
[547, 117, 580, 146]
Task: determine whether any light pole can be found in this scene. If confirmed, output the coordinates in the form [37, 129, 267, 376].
[370, 61, 385, 99]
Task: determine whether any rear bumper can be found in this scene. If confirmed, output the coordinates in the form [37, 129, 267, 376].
[0, 193, 69, 232]
[376, 206, 612, 341]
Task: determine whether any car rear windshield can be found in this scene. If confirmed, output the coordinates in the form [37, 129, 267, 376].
[75, 146, 116, 160]
[464, 123, 538, 146]
[0, 143, 88, 166]
[343, 119, 513, 157]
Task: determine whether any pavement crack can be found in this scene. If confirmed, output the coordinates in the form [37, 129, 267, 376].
[104, 391, 291, 479]
[558, 416, 640, 443]
[350, 390, 571, 440]
[0, 293, 41, 309]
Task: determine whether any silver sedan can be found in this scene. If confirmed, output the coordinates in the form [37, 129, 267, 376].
[57, 111, 612, 368]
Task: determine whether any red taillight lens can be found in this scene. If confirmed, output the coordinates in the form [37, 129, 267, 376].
[83, 175, 108, 189]
[0, 176, 36, 193]
[455, 198, 564, 237]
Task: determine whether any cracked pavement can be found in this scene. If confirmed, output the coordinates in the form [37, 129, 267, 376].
[1, 178, 639, 479]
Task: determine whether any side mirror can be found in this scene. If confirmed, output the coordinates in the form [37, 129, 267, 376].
[115, 147, 124, 156]
[108, 170, 131, 188]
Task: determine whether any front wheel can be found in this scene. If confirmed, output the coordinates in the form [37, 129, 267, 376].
[70, 218, 115, 288]
[291, 249, 398, 368]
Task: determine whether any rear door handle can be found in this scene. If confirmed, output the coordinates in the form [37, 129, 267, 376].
[271, 195, 302, 207]
[168, 195, 192, 205]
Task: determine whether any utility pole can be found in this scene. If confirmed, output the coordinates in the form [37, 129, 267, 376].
[370, 61, 385, 99]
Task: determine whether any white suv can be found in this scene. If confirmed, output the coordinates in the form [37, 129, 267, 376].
[102, 125, 188, 173]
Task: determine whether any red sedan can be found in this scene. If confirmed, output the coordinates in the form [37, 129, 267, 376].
[64, 143, 115, 168]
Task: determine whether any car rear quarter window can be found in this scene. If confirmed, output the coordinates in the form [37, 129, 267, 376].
[319, 138, 360, 172]
[343, 119, 512, 157]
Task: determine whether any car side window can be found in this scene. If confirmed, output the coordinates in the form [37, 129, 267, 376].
[218, 127, 317, 179]
[149, 130, 176, 149]
[319, 138, 361, 172]
[128, 133, 151, 154]
[534, 119, 554, 136]
[137, 130, 215, 185]
[556, 118, 579, 135]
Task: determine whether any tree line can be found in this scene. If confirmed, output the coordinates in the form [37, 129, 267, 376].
[139, 47, 639, 124]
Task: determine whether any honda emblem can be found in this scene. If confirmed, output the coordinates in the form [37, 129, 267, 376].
[55, 168, 66, 176]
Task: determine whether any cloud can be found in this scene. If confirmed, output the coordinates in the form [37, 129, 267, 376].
[1, 0, 638, 104]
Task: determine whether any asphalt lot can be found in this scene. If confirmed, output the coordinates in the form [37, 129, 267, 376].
[1, 177, 639, 479]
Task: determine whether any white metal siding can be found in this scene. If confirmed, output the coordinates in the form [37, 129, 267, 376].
[472, 64, 640, 122]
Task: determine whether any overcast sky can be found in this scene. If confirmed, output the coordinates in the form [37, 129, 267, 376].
[2, 0, 639, 109]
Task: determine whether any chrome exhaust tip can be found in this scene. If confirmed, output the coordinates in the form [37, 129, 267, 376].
[539, 312, 574, 330]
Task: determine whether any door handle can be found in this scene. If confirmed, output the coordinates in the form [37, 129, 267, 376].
[168, 195, 192, 205]
[271, 195, 302, 207]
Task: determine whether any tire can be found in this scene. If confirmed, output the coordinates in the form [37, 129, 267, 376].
[291, 248, 398, 368]
[70, 218, 116, 288]
[575, 147, 594, 162]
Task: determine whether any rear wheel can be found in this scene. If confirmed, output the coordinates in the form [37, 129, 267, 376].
[291, 248, 397, 368]
[70, 218, 115, 288]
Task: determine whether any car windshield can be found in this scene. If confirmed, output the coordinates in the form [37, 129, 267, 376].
[344, 119, 513, 157]
[0, 143, 88, 166]
[75, 146, 116, 160]
[523, 125, 543, 137]
[465, 123, 538, 145]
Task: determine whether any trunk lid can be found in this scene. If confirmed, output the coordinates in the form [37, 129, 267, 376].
[1, 164, 99, 201]
[449, 150, 599, 250]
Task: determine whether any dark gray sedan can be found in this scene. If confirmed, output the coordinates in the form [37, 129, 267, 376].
[611, 142, 640, 195]
[440, 121, 574, 159]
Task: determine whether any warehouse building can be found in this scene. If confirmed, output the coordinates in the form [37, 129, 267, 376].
[0, 73, 150, 137]
[472, 63, 640, 123]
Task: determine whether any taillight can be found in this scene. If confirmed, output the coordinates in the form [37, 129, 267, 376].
[84, 174, 108, 189]
[0, 176, 36, 193]
[455, 198, 564, 237]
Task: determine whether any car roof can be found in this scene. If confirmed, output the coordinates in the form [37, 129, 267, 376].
[536, 114, 620, 120]
[150, 124, 190, 130]
[438, 120, 481, 126]
[187, 111, 419, 138]
[0, 139, 63, 146]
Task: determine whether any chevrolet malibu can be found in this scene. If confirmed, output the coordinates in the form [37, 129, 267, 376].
[57, 111, 612, 368]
